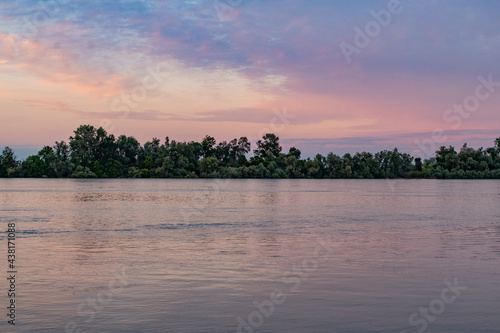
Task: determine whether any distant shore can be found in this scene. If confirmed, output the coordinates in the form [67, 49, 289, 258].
[1, 125, 499, 180]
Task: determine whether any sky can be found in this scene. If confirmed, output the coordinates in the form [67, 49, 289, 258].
[1, 0, 500, 159]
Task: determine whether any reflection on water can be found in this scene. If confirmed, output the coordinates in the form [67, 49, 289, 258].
[0, 179, 499, 332]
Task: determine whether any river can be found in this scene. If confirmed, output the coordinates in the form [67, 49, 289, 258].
[0, 179, 499, 332]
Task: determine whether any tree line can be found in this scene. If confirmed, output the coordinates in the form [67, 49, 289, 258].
[1, 125, 500, 179]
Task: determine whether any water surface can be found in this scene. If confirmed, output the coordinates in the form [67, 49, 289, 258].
[0, 179, 499, 332]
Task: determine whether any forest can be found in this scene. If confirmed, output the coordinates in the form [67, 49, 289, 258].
[1, 125, 500, 179]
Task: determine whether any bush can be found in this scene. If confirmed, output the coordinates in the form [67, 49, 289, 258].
[128, 167, 142, 178]
[72, 166, 97, 178]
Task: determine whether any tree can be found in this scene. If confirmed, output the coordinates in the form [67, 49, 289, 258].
[104, 159, 124, 178]
[72, 166, 97, 178]
[0, 147, 19, 177]
[415, 157, 423, 172]
[20, 146, 54, 177]
[5, 125, 500, 179]
[201, 135, 216, 158]
[248, 163, 269, 178]
[435, 146, 458, 172]
[69, 125, 116, 167]
[215, 141, 231, 164]
[143, 138, 161, 159]
[324, 153, 340, 178]
[375, 148, 413, 178]
[198, 156, 220, 177]
[21, 155, 45, 177]
[254, 133, 282, 158]
[306, 154, 326, 178]
[116, 135, 140, 166]
[237, 137, 251, 155]
[225, 137, 251, 166]
[285, 155, 302, 178]
[52, 141, 74, 177]
[352, 152, 379, 178]
[287, 147, 301, 159]
[342, 153, 354, 178]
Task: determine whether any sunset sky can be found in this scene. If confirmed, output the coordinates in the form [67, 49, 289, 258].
[1, 0, 499, 159]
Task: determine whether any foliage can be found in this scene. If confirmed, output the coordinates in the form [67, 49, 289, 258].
[254, 133, 282, 159]
[71, 166, 97, 178]
[3, 125, 500, 179]
[0, 147, 20, 177]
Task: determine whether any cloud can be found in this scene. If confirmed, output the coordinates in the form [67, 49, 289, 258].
[182, 107, 351, 125]
[282, 129, 500, 157]
[1, 29, 134, 98]
[2, 0, 500, 149]
[14, 98, 169, 120]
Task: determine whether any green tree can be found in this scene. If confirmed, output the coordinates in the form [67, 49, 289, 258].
[352, 152, 379, 178]
[52, 141, 74, 177]
[215, 140, 231, 164]
[105, 159, 124, 178]
[72, 166, 97, 178]
[69, 125, 116, 168]
[415, 157, 423, 172]
[7, 125, 500, 179]
[0, 147, 19, 177]
[116, 135, 140, 166]
[201, 135, 217, 158]
[287, 147, 301, 159]
[198, 156, 220, 177]
[325, 153, 342, 178]
[305, 154, 326, 178]
[21, 146, 54, 177]
[248, 163, 270, 178]
[21, 155, 45, 177]
[254, 133, 282, 158]
[435, 146, 459, 172]
[375, 148, 413, 178]
[225, 137, 251, 166]
[285, 155, 302, 178]
[342, 153, 354, 178]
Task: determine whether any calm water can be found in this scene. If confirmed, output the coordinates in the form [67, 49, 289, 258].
[0, 179, 499, 332]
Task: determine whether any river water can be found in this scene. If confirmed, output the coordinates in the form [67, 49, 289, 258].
[0, 179, 499, 332]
